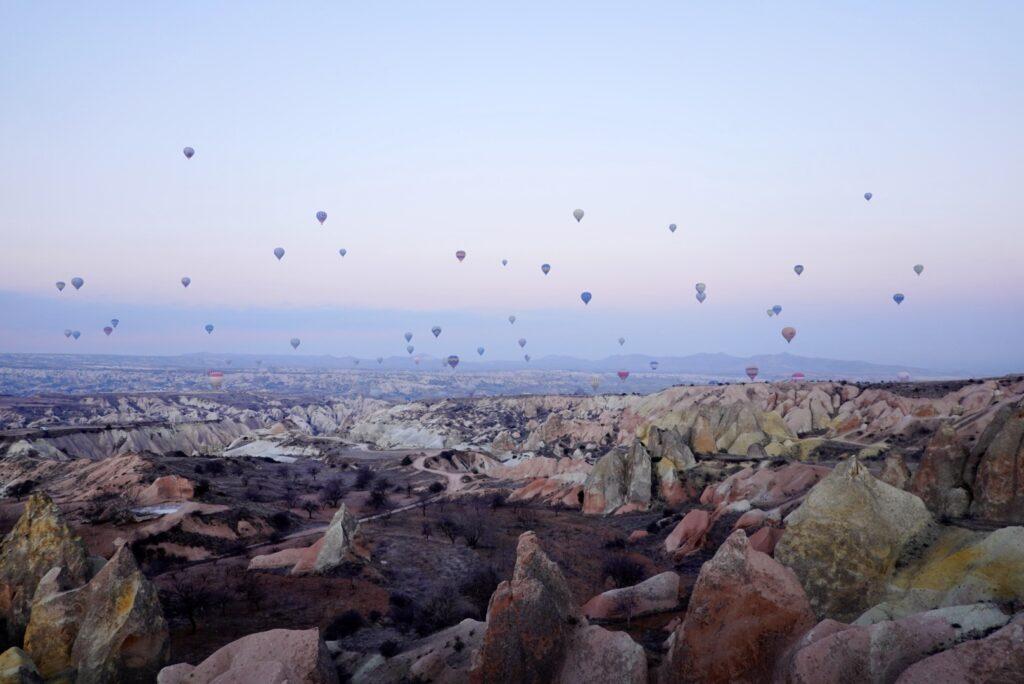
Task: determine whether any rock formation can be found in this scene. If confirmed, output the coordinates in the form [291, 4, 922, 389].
[248, 504, 365, 576]
[23, 544, 168, 683]
[966, 400, 1024, 523]
[313, 505, 361, 575]
[774, 457, 934, 620]
[349, 618, 483, 683]
[157, 628, 338, 684]
[0, 494, 91, 647]
[582, 571, 680, 622]
[0, 647, 41, 684]
[581, 442, 652, 515]
[879, 452, 912, 490]
[661, 529, 815, 683]
[910, 425, 971, 518]
[894, 616, 1024, 683]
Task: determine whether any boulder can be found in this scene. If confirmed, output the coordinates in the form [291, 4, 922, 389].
[157, 628, 338, 684]
[879, 452, 912, 490]
[778, 603, 1010, 683]
[661, 530, 815, 683]
[23, 544, 168, 683]
[0, 647, 41, 684]
[775, 457, 934, 620]
[909, 426, 970, 518]
[748, 526, 784, 556]
[135, 476, 194, 506]
[557, 625, 646, 684]
[0, 494, 91, 647]
[313, 504, 360, 575]
[582, 442, 651, 515]
[895, 617, 1024, 683]
[350, 618, 483, 684]
[664, 510, 711, 557]
[582, 572, 680, 622]
[966, 400, 1024, 523]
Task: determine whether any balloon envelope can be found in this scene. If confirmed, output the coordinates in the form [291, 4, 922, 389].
[580, 291, 592, 305]
[71, 277, 84, 290]
[377, 357, 383, 364]
[72, 331, 81, 339]
[668, 224, 677, 233]
[745, 365, 759, 381]
[204, 324, 214, 334]
[63, 329, 72, 338]
[455, 250, 466, 262]
[316, 211, 327, 224]
[650, 361, 659, 370]
[794, 264, 804, 276]
[183, 147, 194, 159]
[896, 371, 912, 382]
[573, 209, 584, 222]
[541, 263, 551, 275]
[524, 354, 531, 362]
[618, 337, 625, 346]
[110, 319, 119, 328]
[431, 326, 442, 338]
[274, 247, 285, 260]
[406, 345, 415, 354]
[501, 259, 508, 266]
[290, 338, 300, 349]
[893, 293, 905, 305]
[103, 326, 113, 336]
[695, 282, 706, 293]
[508, 315, 516, 324]
[338, 248, 347, 257]
[792, 372, 805, 381]
[766, 309, 775, 317]
[518, 338, 527, 348]
[55, 281, 65, 292]
[477, 347, 485, 356]
[447, 355, 460, 368]
[781, 326, 796, 343]
[404, 332, 413, 342]
[772, 305, 782, 315]
[864, 192, 873, 201]
[181, 277, 191, 288]
[208, 371, 223, 389]
[617, 370, 629, 381]
[590, 375, 601, 390]
[913, 264, 924, 276]
[696, 291, 707, 303]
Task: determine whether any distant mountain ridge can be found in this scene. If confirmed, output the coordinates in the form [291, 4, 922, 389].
[0, 351, 943, 380]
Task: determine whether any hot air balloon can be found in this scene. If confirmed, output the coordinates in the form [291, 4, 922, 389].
[72, 331, 81, 340]
[290, 338, 300, 349]
[541, 264, 551, 275]
[772, 305, 782, 316]
[71, 277, 84, 290]
[316, 211, 327, 225]
[208, 371, 224, 389]
[893, 293, 905, 305]
[524, 354, 531, 362]
[447, 355, 460, 369]
[181, 277, 191, 288]
[406, 345, 415, 354]
[508, 315, 516, 324]
[63, 329, 72, 338]
[668, 224, 677, 233]
[696, 292, 707, 303]
[591, 375, 601, 390]
[338, 248, 347, 257]
[864, 192, 873, 201]
[781, 326, 796, 343]
[766, 309, 775, 317]
[354, 359, 361, 366]
[432, 326, 442, 338]
[501, 259, 508, 266]
[477, 347, 485, 356]
[649, 361, 659, 371]
[55, 281, 66, 292]
[183, 147, 194, 159]
[404, 332, 413, 342]
[617, 370, 629, 381]
[377, 357, 384, 364]
[103, 326, 113, 336]
[745, 366, 759, 381]
[695, 282, 706, 293]
[274, 247, 285, 260]
[518, 338, 527, 348]
[204, 324, 214, 334]
[414, 357, 421, 365]
[580, 291, 592, 305]
[792, 372, 805, 381]
[618, 337, 625, 346]
[794, 265, 804, 276]
[455, 250, 466, 262]
[573, 209, 584, 222]
[110, 319, 119, 328]
[896, 371, 911, 382]
[913, 264, 924, 276]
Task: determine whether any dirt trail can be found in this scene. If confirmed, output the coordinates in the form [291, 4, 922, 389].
[411, 453, 468, 492]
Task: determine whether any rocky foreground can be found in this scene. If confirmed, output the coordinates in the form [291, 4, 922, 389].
[1, 376, 1023, 682]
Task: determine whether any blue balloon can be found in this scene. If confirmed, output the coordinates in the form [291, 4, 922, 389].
[477, 346, 485, 356]
[581, 291, 592, 305]
[696, 291, 707, 303]
[404, 332, 413, 342]
[204, 324, 214, 334]
[772, 305, 782, 315]
[893, 293, 905, 305]
[432, 326, 442, 338]
[541, 263, 551, 275]
[274, 247, 285, 260]
[316, 211, 327, 224]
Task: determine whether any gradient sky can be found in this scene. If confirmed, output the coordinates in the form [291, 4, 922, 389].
[2, 2, 1022, 372]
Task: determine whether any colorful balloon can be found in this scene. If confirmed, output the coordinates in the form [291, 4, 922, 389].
[274, 247, 285, 260]
[794, 264, 804, 276]
[781, 326, 796, 343]
[204, 324, 214, 334]
[316, 211, 327, 225]
[183, 147, 194, 159]
[455, 250, 466, 262]
[913, 264, 924, 276]
[541, 263, 551, 275]
[617, 370, 629, 381]
[580, 291, 592, 305]
[893, 293, 905, 305]
[103, 326, 113, 336]
[573, 209, 584, 222]
[431, 326, 442, 338]
[208, 371, 224, 389]
[290, 338, 300, 349]
[745, 365, 759, 381]
[792, 372, 805, 381]
[55, 281, 65, 292]
[181, 277, 191, 288]
[590, 375, 601, 390]
[71, 277, 84, 290]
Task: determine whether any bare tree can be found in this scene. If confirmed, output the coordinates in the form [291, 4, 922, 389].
[301, 499, 319, 519]
[319, 479, 346, 508]
[438, 516, 461, 544]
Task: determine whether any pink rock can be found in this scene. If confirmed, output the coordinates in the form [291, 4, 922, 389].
[627, 529, 649, 544]
[748, 526, 784, 556]
[734, 509, 768, 530]
[895, 619, 1024, 683]
[664, 510, 711, 556]
[582, 572, 680, 622]
[136, 476, 194, 506]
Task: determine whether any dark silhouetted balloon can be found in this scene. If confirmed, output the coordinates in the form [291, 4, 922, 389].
[573, 209, 584, 222]
[864, 192, 873, 201]
[541, 263, 551, 275]
[913, 264, 924, 276]
[274, 247, 285, 260]
[63, 329, 72, 338]
[181, 277, 191, 288]
[696, 291, 706, 303]
[447, 355, 460, 369]
[71, 277, 84, 290]
[103, 326, 113, 336]
[110, 319, 119, 328]
[72, 331, 81, 340]
[338, 248, 347, 257]
[650, 361, 659, 371]
[893, 293, 905, 305]
[316, 211, 327, 225]
[404, 332, 413, 342]
[55, 281, 66, 292]
[618, 337, 625, 346]
[290, 338, 300, 349]
[772, 305, 782, 316]
[204, 324, 214, 334]
[508, 315, 516, 324]
[518, 338, 527, 348]
[432, 326, 442, 338]
[455, 250, 466, 262]
[766, 309, 775, 318]
[794, 264, 804, 276]
[668, 224, 677, 233]
[695, 282, 706, 293]
[183, 147, 194, 159]
[581, 291, 592, 305]
[406, 345, 414, 354]
[781, 326, 796, 343]
[377, 357, 383, 364]
[477, 347, 485, 356]
[501, 259, 508, 266]
[524, 354, 531, 362]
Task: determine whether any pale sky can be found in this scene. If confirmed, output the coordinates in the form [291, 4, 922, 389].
[1, 2, 1022, 372]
